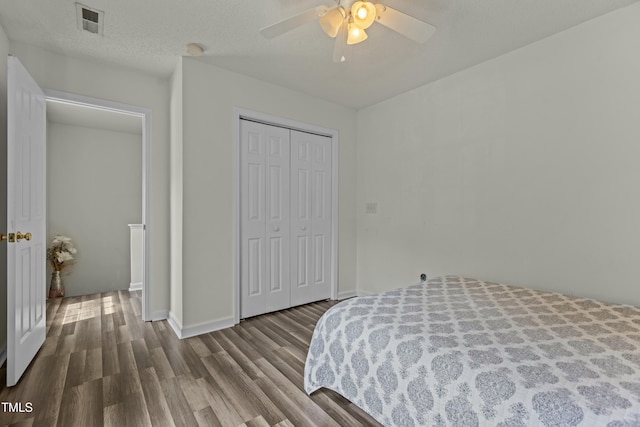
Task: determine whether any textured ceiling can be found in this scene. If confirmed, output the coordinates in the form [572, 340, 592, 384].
[1, 0, 638, 108]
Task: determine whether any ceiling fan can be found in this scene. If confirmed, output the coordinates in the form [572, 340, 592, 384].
[260, 0, 436, 63]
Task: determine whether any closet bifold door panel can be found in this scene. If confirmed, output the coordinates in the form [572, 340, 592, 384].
[240, 120, 291, 318]
[240, 120, 332, 318]
[290, 130, 332, 307]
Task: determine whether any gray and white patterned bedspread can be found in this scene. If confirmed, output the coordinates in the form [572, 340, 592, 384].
[304, 276, 640, 426]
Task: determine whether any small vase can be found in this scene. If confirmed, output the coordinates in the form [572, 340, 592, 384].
[49, 271, 65, 298]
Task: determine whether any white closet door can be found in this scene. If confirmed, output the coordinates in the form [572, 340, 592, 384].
[290, 130, 332, 306]
[264, 124, 291, 313]
[240, 121, 291, 318]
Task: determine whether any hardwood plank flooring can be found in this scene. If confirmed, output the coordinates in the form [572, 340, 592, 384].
[0, 291, 381, 427]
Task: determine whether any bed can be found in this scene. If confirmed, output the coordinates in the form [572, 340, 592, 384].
[304, 276, 640, 426]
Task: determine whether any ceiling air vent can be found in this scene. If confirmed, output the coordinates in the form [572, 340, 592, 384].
[76, 3, 104, 35]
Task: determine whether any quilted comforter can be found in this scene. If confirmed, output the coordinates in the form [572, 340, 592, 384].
[304, 276, 640, 426]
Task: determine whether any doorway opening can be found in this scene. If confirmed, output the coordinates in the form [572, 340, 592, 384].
[44, 89, 152, 321]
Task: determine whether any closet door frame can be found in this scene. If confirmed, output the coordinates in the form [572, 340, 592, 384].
[233, 108, 339, 324]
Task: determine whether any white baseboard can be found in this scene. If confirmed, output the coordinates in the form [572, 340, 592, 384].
[337, 290, 357, 300]
[357, 290, 376, 297]
[167, 311, 235, 339]
[129, 282, 143, 292]
[167, 311, 183, 338]
[150, 310, 168, 321]
[0, 343, 6, 367]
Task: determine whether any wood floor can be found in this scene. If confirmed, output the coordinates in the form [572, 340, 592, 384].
[0, 290, 381, 427]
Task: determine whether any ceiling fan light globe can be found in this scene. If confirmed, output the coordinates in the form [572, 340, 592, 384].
[351, 1, 376, 29]
[319, 7, 345, 38]
[347, 23, 368, 45]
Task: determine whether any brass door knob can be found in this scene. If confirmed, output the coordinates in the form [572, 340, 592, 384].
[0, 233, 6, 242]
[15, 231, 32, 242]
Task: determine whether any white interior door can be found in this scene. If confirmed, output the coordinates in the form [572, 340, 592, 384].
[240, 120, 291, 318]
[290, 130, 332, 306]
[6, 55, 47, 386]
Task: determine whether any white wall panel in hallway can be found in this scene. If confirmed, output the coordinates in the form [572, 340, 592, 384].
[47, 121, 142, 296]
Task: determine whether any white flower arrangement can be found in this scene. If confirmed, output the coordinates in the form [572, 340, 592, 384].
[47, 235, 77, 272]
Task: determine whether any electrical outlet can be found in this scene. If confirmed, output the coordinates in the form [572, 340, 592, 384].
[365, 202, 378, 214]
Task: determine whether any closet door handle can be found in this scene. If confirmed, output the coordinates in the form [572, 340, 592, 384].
[301, 226, 306, 231]
[273, 226, 280, 232]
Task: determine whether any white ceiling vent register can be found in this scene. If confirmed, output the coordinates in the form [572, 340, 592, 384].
[75, 3, 104, 35]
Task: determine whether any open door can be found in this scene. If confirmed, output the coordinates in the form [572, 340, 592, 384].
[5, 55, 47, 386]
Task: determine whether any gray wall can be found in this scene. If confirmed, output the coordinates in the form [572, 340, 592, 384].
[170, 59, 359, 330]
[47, 121, 142, 296]
[11, 41, 171, 318]
[355, 3, 640, 305]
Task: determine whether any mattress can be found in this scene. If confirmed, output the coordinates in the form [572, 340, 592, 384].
[304, 276, 640, 426]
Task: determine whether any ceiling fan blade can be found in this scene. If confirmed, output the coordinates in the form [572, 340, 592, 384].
[332, 19, 348, 63]
[319, 6, 345, 38]
[260, 5, 329, 39]
[374, 4, 436, 44]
